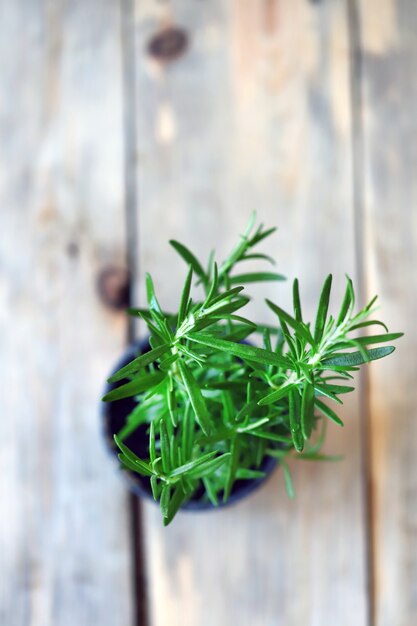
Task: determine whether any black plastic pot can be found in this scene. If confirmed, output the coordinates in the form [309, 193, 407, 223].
[101, 337, 278, 511]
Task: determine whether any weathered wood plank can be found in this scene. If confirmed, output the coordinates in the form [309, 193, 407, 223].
[356, 1, 417, 624]
[0, 2, 133, 625]
[132, 1, 367, 624]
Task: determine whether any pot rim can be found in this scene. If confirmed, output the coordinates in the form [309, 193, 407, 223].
[101, 337, 279, 512]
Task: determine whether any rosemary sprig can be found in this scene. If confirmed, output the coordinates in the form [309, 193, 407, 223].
[102, 213, 403, 525]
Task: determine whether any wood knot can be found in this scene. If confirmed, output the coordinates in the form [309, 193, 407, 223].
[147, 26, 188, 63]
[97, 267, 130, 311]
[67, 241, 79, 258]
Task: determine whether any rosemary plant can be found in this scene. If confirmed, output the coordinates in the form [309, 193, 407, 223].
[102, 214, 402, 525]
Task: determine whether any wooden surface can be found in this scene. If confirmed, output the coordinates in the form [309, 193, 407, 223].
[134, 1, 367, 625]
[1, 1, 415, 625]
[357, 1, 417, 624]
[0, 2, 134, 625]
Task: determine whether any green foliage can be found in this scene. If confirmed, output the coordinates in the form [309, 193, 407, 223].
[103, 213, 403, 525]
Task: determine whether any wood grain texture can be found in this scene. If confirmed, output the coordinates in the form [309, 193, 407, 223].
[357, 1, 417, 624]
[133, 1, 367, 624]
[0, 2, 134, 625]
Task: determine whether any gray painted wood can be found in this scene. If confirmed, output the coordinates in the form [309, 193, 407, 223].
[0, 2, 134, 625]
[133, 1, 367, 624]
[357, 1, 417, 624]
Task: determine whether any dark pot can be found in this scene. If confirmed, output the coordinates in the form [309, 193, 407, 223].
[101, 338, 278, 511]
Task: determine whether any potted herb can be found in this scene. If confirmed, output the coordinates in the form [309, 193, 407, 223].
[102, 214, 402, 525]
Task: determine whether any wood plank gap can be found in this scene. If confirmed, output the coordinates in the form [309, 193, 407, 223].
[121, 1, 148, 625]
[129, 494, 149, 626]
[347, 2, 374, 625]
[121, 0, 140, 342]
